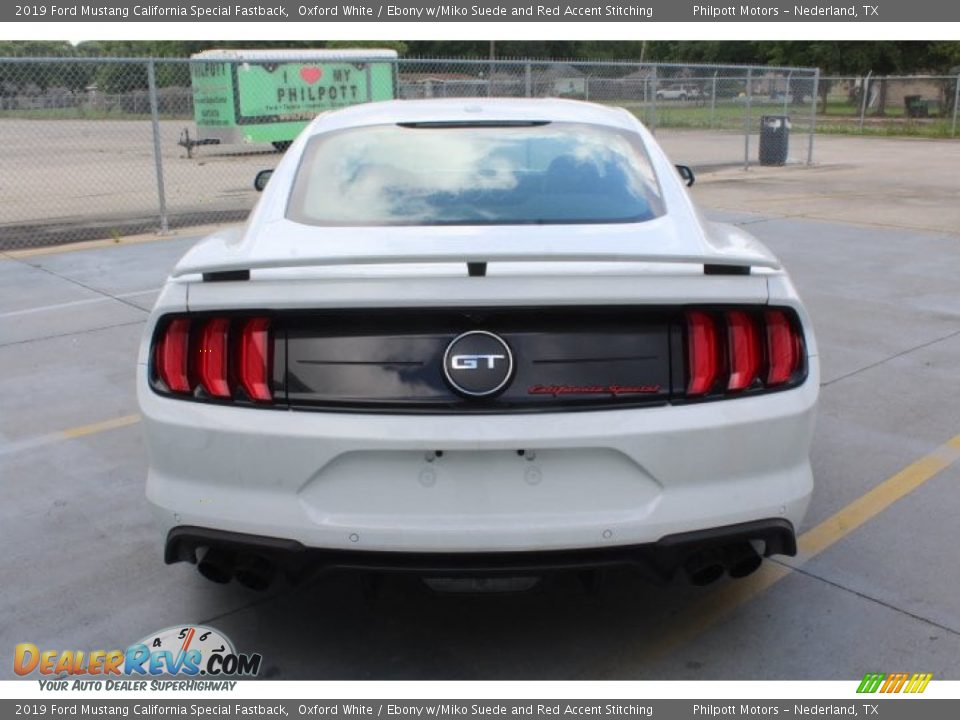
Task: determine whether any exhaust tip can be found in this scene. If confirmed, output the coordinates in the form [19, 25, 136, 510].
[683, 551, 725, 586]
[234, 554, 276, 592]
[197, 547, 235, 584]
[724, 543, 763, 579]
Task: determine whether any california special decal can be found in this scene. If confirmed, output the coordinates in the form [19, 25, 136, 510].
[14, 625, 262, 689]
[529, 384, 662, 397]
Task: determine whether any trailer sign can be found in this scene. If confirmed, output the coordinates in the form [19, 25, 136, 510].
[238, 63, 372, 120]
[188, 49, 397, 148]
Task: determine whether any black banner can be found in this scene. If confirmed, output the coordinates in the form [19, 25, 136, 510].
[4, 1, 957, 23]
[2, 699, 960, 719]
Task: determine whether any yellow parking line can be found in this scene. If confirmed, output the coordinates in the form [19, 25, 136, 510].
[60, 414, 142, 440]
[0, 413, 143, 457]
[598, 431, 960, 676]
[791, 438, 960, 561]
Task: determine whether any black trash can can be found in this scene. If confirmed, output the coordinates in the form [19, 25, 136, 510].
[759, 115, 790, 166]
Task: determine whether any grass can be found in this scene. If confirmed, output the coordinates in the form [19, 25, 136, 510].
[815, 120, 958, 138]
[617, 99, 958, 138]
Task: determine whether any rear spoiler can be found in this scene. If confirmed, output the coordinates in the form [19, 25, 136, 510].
[173, 249, 780, 280]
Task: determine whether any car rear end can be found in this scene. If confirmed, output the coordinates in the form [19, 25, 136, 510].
[137, 99, 818, 591]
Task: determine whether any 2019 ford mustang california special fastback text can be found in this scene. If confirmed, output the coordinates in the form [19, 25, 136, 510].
[137, 98, 818, 592]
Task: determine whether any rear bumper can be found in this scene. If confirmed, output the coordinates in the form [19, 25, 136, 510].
[166, 518, 796, 582]
[139, 359, 817, 555]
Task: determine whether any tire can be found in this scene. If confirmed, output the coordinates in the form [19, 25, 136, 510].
[272, 141, 291, 152]
[655, 92, 664, 101]
[679, 94, 687, 101]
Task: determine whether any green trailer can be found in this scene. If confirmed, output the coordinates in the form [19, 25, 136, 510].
[188, 48, 398, 150]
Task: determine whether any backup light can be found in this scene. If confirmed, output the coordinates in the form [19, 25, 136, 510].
[726, 310, 761, 391]
[196, 317, 231, 398]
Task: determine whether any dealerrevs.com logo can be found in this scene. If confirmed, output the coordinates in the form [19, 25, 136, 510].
[15, 625, 262, 686]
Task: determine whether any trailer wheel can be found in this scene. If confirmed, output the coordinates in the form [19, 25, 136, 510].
[272, 141, 291, 152]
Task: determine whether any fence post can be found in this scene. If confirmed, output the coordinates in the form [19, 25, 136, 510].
[146, 59, 169, 235]
[743, 68, 752, 170]
[783, 71, 791, 116]
[710, 71, 717, 129]
[524, 63, 531, 98]
[859, 71, 872, 133]
[952, 74, 959, 137]
[650, 65, 657, 135]
[807, 68, 819, 166]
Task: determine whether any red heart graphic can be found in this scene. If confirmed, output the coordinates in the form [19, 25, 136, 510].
[299, 66, 323, 84]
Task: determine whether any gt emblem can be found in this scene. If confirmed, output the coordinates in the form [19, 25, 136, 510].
[450, 354, 506, 370]
[443, 331, 514, 398]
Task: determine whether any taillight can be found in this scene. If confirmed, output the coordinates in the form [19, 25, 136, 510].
[155, 317, 190, 393]
[726, 310, 761, 391]
[196, 317, 231, 398]
[151, 315, 273, 404]
[765, 309, 801, 385]
[686, 311, 719, 396]
[685, 308, 804, 399]
[238, 318, 272, 403]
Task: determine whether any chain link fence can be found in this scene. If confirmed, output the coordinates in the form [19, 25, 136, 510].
[0, 56, 819, 250]
[819, 74, 960, 137]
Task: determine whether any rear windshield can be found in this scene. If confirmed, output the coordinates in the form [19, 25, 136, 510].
[286, 121, 665, 226]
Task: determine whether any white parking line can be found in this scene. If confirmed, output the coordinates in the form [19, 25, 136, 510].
[0, 289, 159, 319]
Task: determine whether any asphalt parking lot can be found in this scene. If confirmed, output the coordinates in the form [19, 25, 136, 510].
[2, 152, 960, 680]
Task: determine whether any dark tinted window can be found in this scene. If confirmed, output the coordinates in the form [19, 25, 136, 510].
[286, 122, 664, 226]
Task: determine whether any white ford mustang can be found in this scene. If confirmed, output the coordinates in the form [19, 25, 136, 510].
[137, 98, 818, 591]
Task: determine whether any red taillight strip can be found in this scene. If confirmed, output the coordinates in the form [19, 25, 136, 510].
[152, 314, 274, 404]
[686, 311, 719, 396]
[155, 317, 191, 393]
[238, 318, 272, 403]
[727, 310, 761, 391]
[765, 309, 800, 385]
[685, 308, 803, 398]
[196, 317, 231, 398]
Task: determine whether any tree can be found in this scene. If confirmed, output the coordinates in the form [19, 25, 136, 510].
[0, 41, 93, 95]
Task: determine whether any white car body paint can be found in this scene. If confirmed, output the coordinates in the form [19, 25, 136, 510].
[138, 99, 818, 565]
